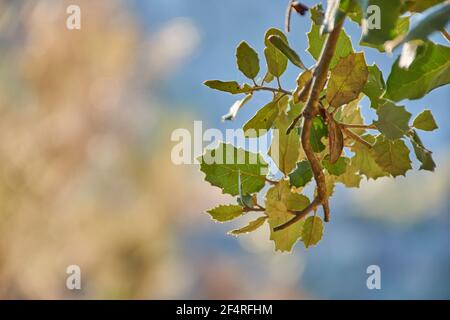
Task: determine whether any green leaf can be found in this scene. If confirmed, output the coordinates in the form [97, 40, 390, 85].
[301, 216, 324, 248]
[207, 205, 244, 222]
[269, 103, 300, 175]
[360, 0, 403, 46]
[264, 28, 288, 46]
[336, 162, 362, 188]
[262, 70, 275, 84]
[408, 130, 436, 171]
[374, 100, 412, 140]
[350, 135, 389, 180]
[236, 41, 260, 80]
[363, 65, 386, 109]
[385, 43, 450, 101]
[229, 216, 267, 235]
[327, 52, 369, 109]
[401, 2, 450, 44]
[238, 194, 256, 208]
[372, 135, 412, 177]
[310, 116, 328, 152]
[243, 100, 278, 138]
[413, 109, 438, 131]
[323, 156, 349, 176]
[266, 180, 310, 252]
[405, 0, 446, 12]
[310, 3, 324, 25]
[264, 28, 288, 77]
[307, 23, 353, 69]
[264, 46, 288, 78]
[362, 17, 410, 52]
[199, 143, 268, 196]
[335, 94, 365, 135]
[222, 94, 253, 121]
[204, 80, 249, 94]
[268, 35, 306, 70]
[289, 161, 313, 188]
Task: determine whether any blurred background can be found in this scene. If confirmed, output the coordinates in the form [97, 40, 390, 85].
[0, 0, 448, 299]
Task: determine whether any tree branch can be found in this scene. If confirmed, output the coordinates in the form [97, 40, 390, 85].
[274, 197, 321, 231]
[300, 20, 345, 222]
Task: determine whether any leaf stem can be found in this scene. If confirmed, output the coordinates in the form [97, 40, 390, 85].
[339, 123, 377, 129]
[251, 86, 292, 96]
[441, 29, 450, 42]
[341, 126, 373, 148]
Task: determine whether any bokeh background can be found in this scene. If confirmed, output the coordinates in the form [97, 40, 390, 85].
[0, 0, 448, 299]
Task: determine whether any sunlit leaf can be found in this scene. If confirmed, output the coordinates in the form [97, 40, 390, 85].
[236, 41, 260, 80]
[229, 216, 267, 235]
[266, 180, 310, 252]
[207, 205, 244, 222]
[301, 216, 324, 248]
[413, 109, 438, 131]
[326, 52, 369, 108]
[199, 143, 268, 196]
[385, 43, 450, 101]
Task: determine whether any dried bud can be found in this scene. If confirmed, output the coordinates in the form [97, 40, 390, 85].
[292, 2, 309, 16]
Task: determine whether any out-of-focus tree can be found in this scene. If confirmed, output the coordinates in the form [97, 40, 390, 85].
[0, 0, 204, 299]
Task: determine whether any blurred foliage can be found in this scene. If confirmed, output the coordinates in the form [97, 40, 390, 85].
[0, 0, 203, 299]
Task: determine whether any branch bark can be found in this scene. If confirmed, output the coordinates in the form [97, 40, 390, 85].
[275, 21, 345, 231]
[301, 20, 344, 223]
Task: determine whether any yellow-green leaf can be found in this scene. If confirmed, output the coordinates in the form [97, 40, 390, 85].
[413, 110, 438, 131]
[268, 35, 306, 70]
[269, 103, 300, 175]
[266, 180, 310, 252]
[207, 205, 244, 222]
[229, 216, 267, 235]
[307, 23, 353, 68]
[374, 100, 412, 140]
[372, 135, 412, 177]
[301, 216, 324, 248]
[204, 80, 251, 94]
[350, 135, 389, 180]
[243, 101, 278, 138]
[326, 52, 369, 109]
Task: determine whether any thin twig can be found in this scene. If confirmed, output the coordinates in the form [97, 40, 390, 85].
[441, 29, 450, 42]
[286, 77, 313, 134]
[285, 0, 295, 32]
[341, 127, 373, 148]
[251, 86, 292, 96]
[243, 207, 266, 213]
[339, 123, 377, 130]
[265, 178, 279, 185]
[274, 197, 321, 231]
[286, 113, 303, 134]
